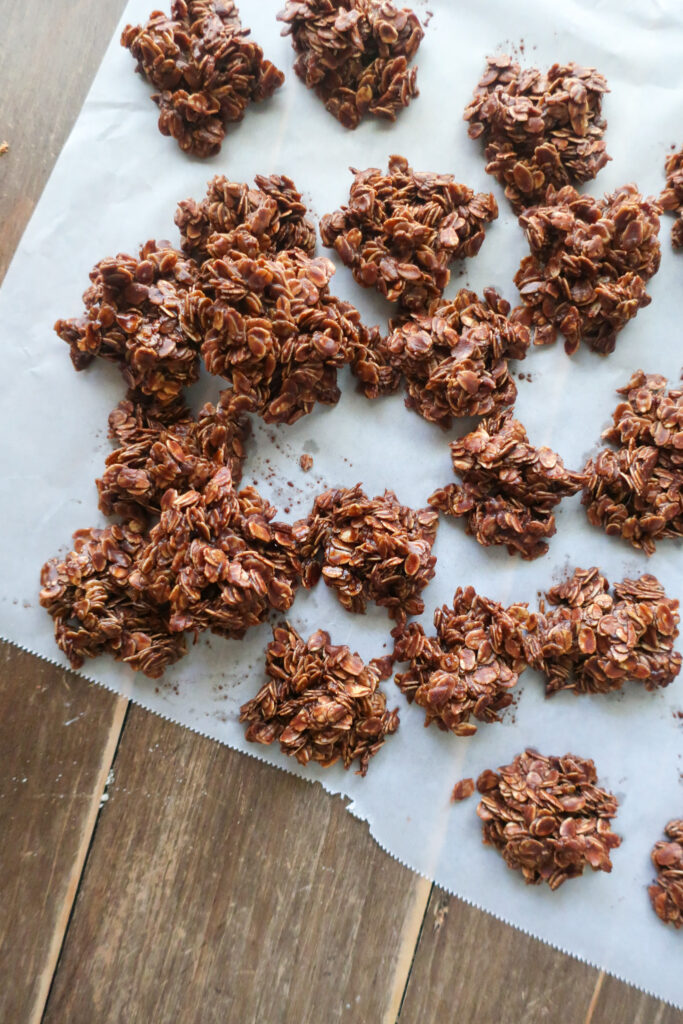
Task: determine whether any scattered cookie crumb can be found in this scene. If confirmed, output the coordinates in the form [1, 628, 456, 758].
[300, 453, 314, 472]
[0, 141, 8, 156]
[451, 778, 475, 802]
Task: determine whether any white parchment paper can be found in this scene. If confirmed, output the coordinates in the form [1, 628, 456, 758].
[1, 0, 682, 1005]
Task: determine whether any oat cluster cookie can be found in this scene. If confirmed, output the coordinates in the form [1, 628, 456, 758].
[240, 623, 399, 774]
[368, 288, 530, 427]
[660, 147, 683, 249]
[429, 412, 585, 560]
[320, 156, 498, 313]
[465, 55, 610, 213]
[278, 0, 424, 129]
[122, 1, 284, 157]
[514, 185, 661, 355]
[583, 371, 683, 554]
[649, 820, 683, 928]
[394, 586, 530, 735]
[524, 567, 681, 696]
[476, 749, 621, 889]
[55, 242, 202, 411]
[297, 484, 439, 623]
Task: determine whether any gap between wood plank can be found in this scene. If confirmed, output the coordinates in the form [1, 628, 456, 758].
[382, 876, 433, 1024]
[29, 695, 129, 1024]
[583, 971, 605, 1024]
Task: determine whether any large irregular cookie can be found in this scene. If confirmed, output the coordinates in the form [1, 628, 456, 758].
[369, 288, 529, 425]
[122, 0, 284, 157]
[40, 466, 304, 676]
[320, 156, 498, 313]
[296, 484, 439, 624]
[130, 467, 302, 636]
[649, 820, 683, 928]
[98, 391, 251, 518]
[176, 173, 317, 262]
[55, 242, 201, 415]
[514, 184, 661, 354]
[660, 147, 683, 249]
[190, 248, 370, 424]
[39, 521, 187, 679]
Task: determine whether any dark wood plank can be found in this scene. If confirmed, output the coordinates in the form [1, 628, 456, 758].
[0, 645, 127, 1024]
[589, 974, 683, 1024]
[43, 706, 430, 1024]
[398, 887, 602, 1024]
[0, 0, 128, 281]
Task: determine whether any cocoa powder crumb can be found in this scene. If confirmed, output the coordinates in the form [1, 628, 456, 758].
[649, 820, 683, 928]
[121, 1, 284, 157]
[240, 623, 399, 775]
[477, 749, 621, 889]
[320, 156, 498, 314]
[278, 0, 424, 129]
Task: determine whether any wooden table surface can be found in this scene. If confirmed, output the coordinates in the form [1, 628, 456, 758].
[0, 3, 680, 1022]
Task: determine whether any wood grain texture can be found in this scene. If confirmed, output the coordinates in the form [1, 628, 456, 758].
[0, 5, 130, 1022]
[0, 0, 128, 281]
[399, 889, 683, 1023]
[0, 645, 126, 1024]
[398, 888, 603, 1024]
[589, 974, 683, 1024]
[43, 706, 427, 1024]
